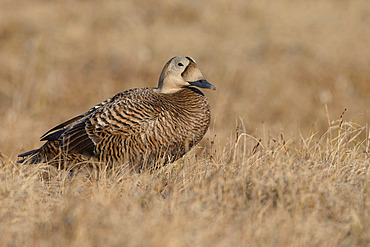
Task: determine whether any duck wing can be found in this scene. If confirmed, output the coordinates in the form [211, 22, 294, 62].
[41, 88, 159, 157]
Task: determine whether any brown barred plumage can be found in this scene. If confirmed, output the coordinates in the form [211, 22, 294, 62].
[18, 56, 216, 171]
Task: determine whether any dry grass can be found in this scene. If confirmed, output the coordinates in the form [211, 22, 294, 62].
[0, 0, 369, 246]
[0, 119, 369, 246]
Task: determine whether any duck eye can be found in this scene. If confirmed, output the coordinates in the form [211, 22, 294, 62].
[177, 63, 184, 67]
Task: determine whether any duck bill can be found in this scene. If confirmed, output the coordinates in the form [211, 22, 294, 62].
[188, 80, 216, 90]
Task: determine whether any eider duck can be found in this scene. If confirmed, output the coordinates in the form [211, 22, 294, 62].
[18, 56, 216, 171]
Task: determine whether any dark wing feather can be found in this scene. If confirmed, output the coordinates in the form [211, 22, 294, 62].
[40, 115, 84, 140]
[18, 149, 39, 158]
[40, 129, 66, 141]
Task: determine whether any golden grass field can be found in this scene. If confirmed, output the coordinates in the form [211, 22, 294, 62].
[0, 0, 369, 246]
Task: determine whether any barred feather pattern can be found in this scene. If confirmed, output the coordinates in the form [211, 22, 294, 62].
[19, 87, 211, 171]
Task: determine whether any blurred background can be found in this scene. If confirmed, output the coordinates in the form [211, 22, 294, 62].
[0, 0, 369, 157]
